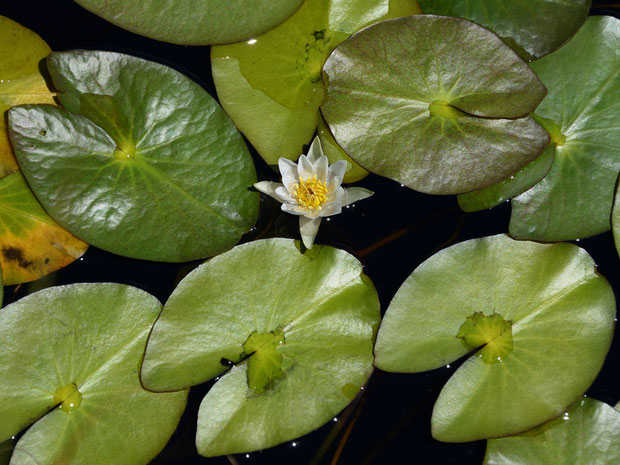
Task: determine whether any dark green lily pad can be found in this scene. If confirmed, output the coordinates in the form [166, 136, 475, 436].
[374, 234, 615, 442]
[419, 0, 591, 61]
[8, 50, 258, 262]
[74, 0, 304, 45]
[0, 439, 13, 465]
[484, 398, 620, 464]
[211, 0, 420, 178]
[0, 283, 187, 465]
[141, 238, 380, 455]
[458, 145, 554, 212]
[510, 16, 620, 241]
[321, 15, 549, 195]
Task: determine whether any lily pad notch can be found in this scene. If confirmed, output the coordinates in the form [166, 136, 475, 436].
[374, 234, 616, 442]
[8, 50, 259, 262]
[140, 238, 380, 456]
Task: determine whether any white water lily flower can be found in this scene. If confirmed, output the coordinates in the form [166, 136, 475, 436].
[254, 136, 373, 249]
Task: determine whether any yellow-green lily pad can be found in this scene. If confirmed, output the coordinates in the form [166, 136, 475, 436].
[0, 283, 188, 465]
[0, 171, 87, 285]
[0, 16, 55, 178]
[484, 398, 620, 464]
[374, 234, 615, 442]
[141, 238, 380, 455]
[211, 0, 420, 179]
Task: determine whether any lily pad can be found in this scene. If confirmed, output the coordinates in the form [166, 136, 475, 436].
[0, 16, 55, 178]
[374, 234, 615, 442]
[509, 16, 620, 241]
[74, 0, 305, 45]
[211, 0, 421, 177]
[0, 283, 187, 465]
[317, 115, 368, 183]
[321, 15, 549, 195]
[0, 440, 13, 465]
[418, 0, 591, 61]
[0, 171, 87, 285]
[141, 238, 380, 455]
[458, 144, 554, 212]
[484, 398, 620, 464]
[8, 50, 258, 262]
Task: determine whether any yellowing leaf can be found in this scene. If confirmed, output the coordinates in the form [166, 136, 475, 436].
[0, 172, 87, 285]
[0, 16, 55, 178]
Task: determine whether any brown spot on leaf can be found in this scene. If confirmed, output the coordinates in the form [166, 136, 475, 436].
[3, 246, 34, 268]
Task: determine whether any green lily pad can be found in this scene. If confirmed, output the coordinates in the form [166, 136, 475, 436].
[74, 0, 304, 45]
[510, 16, 620, 241]
[0, 283, 188, 465]
[458, 144, 554, 212]
[419, 0, 591, 61]
[321, 15, 549, 195]
[8, 50, 258, 262]
[211, 0, 421, 176]
[141, 238, 380, 455]
[0, 171, 87, 285]
[484, 398, 620, 464]
[0, 16, 55, 178]
[374, 234, 615, 442]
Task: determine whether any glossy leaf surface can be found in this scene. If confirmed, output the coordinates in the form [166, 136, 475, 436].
[0, 16, 55, 178]
[9, 50, 258, 262]
[321, 15, 549, 194]
[374, 234, 615, 442]
[211, 0, 420, 176]
[0, 284, 187, 465]
[419, 0, 591, 61]
[317, 115, 368, 183]
[74, 0, 304, 45]
[141, 238, 380, 455]
[0, 172, 87, 285]
[510, 16, 620, 241]
[458, 145, 554, 212]
[484, 398, 620, 464]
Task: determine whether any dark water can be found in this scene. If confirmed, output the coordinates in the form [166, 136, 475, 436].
[1, 2, 619, 464]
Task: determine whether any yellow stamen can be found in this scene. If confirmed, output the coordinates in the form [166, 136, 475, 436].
[292, 175, 328, 210]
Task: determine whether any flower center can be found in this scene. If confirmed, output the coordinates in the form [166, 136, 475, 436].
[293, 175, 328, 210]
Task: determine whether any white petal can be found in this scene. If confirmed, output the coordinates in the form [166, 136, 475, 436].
[329, 186, 346, 204]
[327, 160, 347, 193]
[254, 181, 284, 203]
[274, 186, 295, 203]
[320, 202, 343, 217]
[306, 136, 324, 163]
[314, 155, 329, 184]
[278, 158, 299, 192]
[297, 155, 315, 179]
[342, 187, 374, 206]
[282, 203, 307, 216]
[300, 216, 322, 249]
